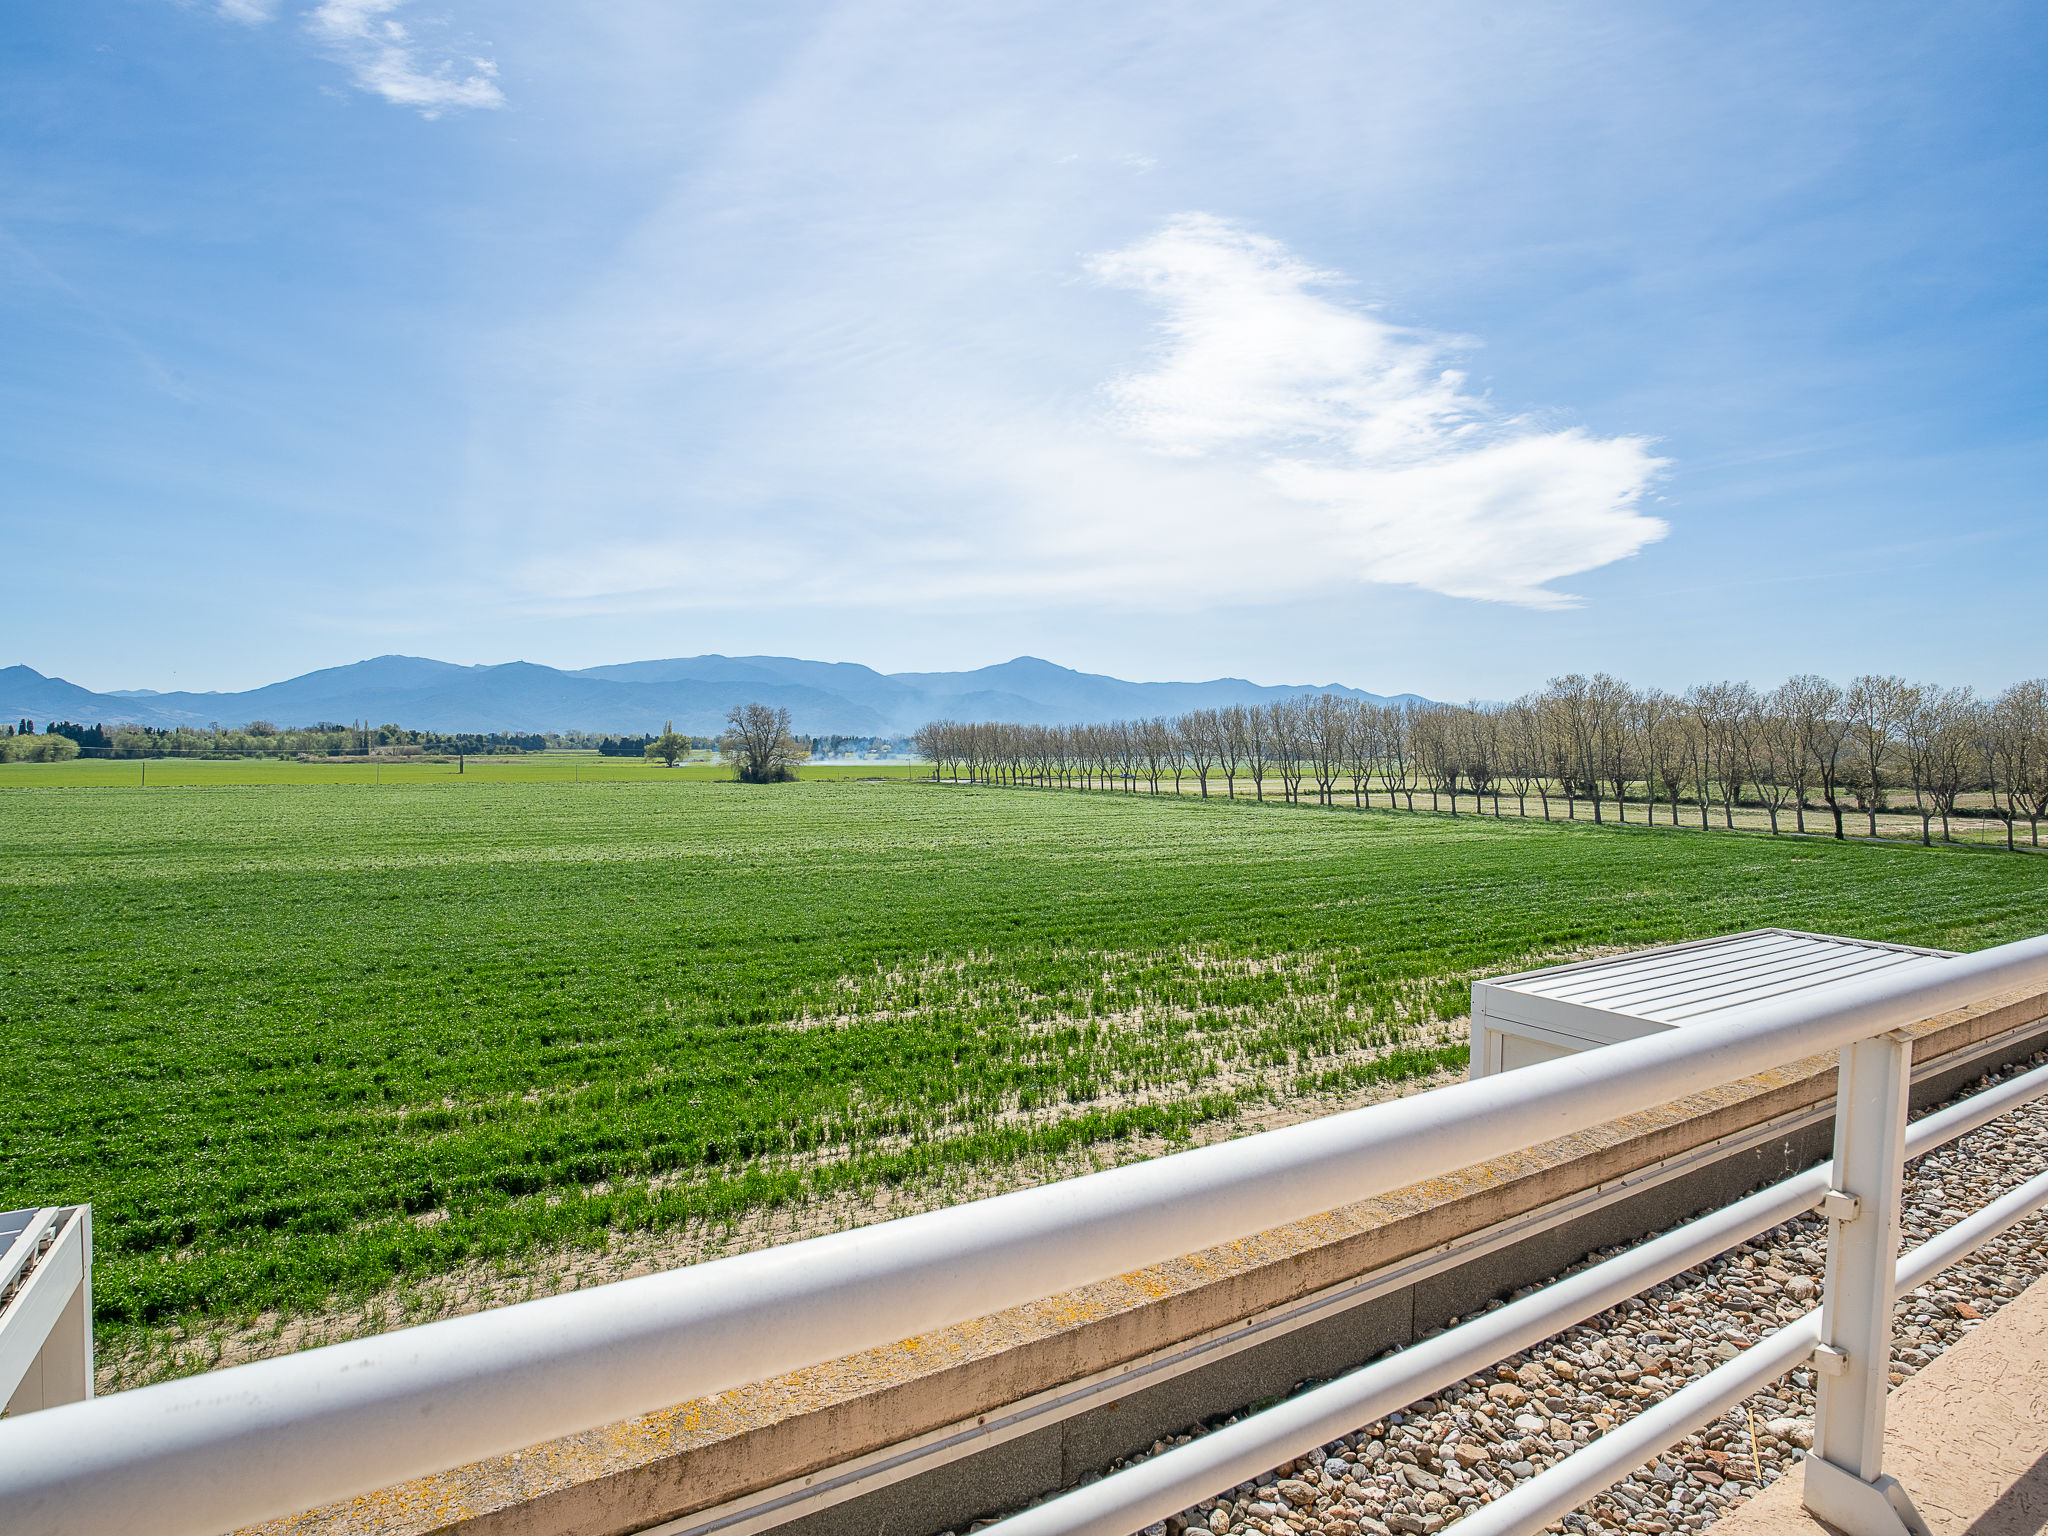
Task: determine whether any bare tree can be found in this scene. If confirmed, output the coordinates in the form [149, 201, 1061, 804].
[1745, 698, 1797, 835]
[1585, 675, 1634, 822]
[1135, 716, 1174, 795]
[1378, 704, 1417, 811]
[1462, 704, 1503, 814]
[1302, 694, 1351, 806]
[1027, 724, 1057, 787]
[1538, 691, 1578, 819]
[1843, 674, 1913, 838]
[1775, 675, 1846, 837]
[1686, 682, 1753, 829]
[1501, 697, 1546, 818]
[1239, 704, 1273, 802]
[1081, 723, 1109, 790]
[1993, 681, 2048, 847]
[1900, 685, 1967, 845]
[1980, 704, 2021, 851]
[1412, 704, 1460, 814]
[1636, 691, 1687, 825]
[1113, 719, 1139, 792]
[1268, 700, 1309, 803]
[1178, 710, 1218, 796]
[1588, 678, 1632, 821]
[1343, 700, 1379, 808]
[1217, 705, 1247, 798]
[911, 719, 949, 779]
[1544, 675, 1603, 821]
[1925, 689, 1979, 842]
[1716, 683, 1760, 829]
[1682, 700, 1715, 830]
[721, 703, 809, 783]
[2013, 681, 2048, 846]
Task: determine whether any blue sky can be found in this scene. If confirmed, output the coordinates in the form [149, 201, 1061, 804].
[4, 2, 2044, 699]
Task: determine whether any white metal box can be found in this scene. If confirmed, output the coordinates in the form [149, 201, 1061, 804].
[1468, 928, 1959, 1078]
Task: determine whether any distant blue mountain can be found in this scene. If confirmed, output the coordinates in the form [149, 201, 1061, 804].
[1, 665, 114, 721]
[0, 655, 1428, 736]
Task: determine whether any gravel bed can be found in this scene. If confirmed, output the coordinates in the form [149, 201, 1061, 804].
[959, 1052, 2048, 1536]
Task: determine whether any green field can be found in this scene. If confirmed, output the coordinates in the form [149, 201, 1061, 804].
[5, 776, 2045, 1381]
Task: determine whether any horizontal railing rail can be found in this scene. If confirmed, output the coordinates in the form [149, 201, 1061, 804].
[4, 936, 2047, 1536]
[973, 1056, 2048, 1535]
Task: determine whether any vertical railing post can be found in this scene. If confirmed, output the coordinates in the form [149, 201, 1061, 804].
[1803, 1029, 1929, 1536]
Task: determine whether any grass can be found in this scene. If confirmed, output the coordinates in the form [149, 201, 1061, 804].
[4, 775, 2045, 1381]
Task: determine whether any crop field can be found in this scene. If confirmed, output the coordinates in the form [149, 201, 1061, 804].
[5, 777, 2047, 1388]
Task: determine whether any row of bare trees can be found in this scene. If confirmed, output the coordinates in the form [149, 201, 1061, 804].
[913, 676, 2048, 849]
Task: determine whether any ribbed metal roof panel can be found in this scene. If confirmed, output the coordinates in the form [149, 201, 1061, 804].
[1480, 929, 1958, 1030]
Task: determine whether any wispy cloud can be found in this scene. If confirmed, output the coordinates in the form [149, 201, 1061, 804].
[216, 0, 278, 23]
[464, 213, 1668, 622]
[0, 224, 195, 401]
[307, 0, 504, 116]
[1087, 214, 1668, 606]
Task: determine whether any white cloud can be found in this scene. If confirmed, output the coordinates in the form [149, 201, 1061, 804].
[216, 0, 278, 23]
[431, 17, 1667, 625]
[307, 0, 504, 116]
[1087, 213, 1668, 606]
[464, 214, 1669, 620]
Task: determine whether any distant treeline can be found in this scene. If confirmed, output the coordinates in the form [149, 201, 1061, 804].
[593, 734, 716, 756]
[3, 719, 912, 763]
[6, 720, 550, 760]
[916, 672, 2048, 850]
[592, 731, 903, 758]
[804, 734, 904, 758]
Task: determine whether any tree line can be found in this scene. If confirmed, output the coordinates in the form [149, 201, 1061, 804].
[4, 720, 554, 760]
[596, 729, 904, 759]
[4, 718, 913, 765]
[914, 674, 2048, 850]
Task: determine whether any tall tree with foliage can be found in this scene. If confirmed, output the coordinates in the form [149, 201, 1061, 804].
[644, 721, 690, 768]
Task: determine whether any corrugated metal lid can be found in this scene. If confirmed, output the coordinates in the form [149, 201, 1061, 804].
[1481, 928, 1958, 1028]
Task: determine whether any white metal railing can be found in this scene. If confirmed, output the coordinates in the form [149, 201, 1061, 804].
[977, 1055, 2048, 1536]
[3, 937, 2047, 1536]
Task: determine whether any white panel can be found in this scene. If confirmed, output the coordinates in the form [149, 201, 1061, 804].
[1475, 930, 1961, 1049]
[0, 1211, 87, 1413]
[1499, 1033, 1581, 1073]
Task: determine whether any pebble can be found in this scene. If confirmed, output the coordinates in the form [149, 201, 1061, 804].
[980, 1053, 2048, 1536]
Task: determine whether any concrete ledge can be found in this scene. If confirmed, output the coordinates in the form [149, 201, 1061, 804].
[240, 986, 2048, 1536]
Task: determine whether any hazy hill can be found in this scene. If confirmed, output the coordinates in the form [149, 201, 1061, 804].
[1, 655, 1426, 737]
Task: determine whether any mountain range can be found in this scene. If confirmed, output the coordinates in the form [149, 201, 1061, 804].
[0, 655, 1426, 737]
